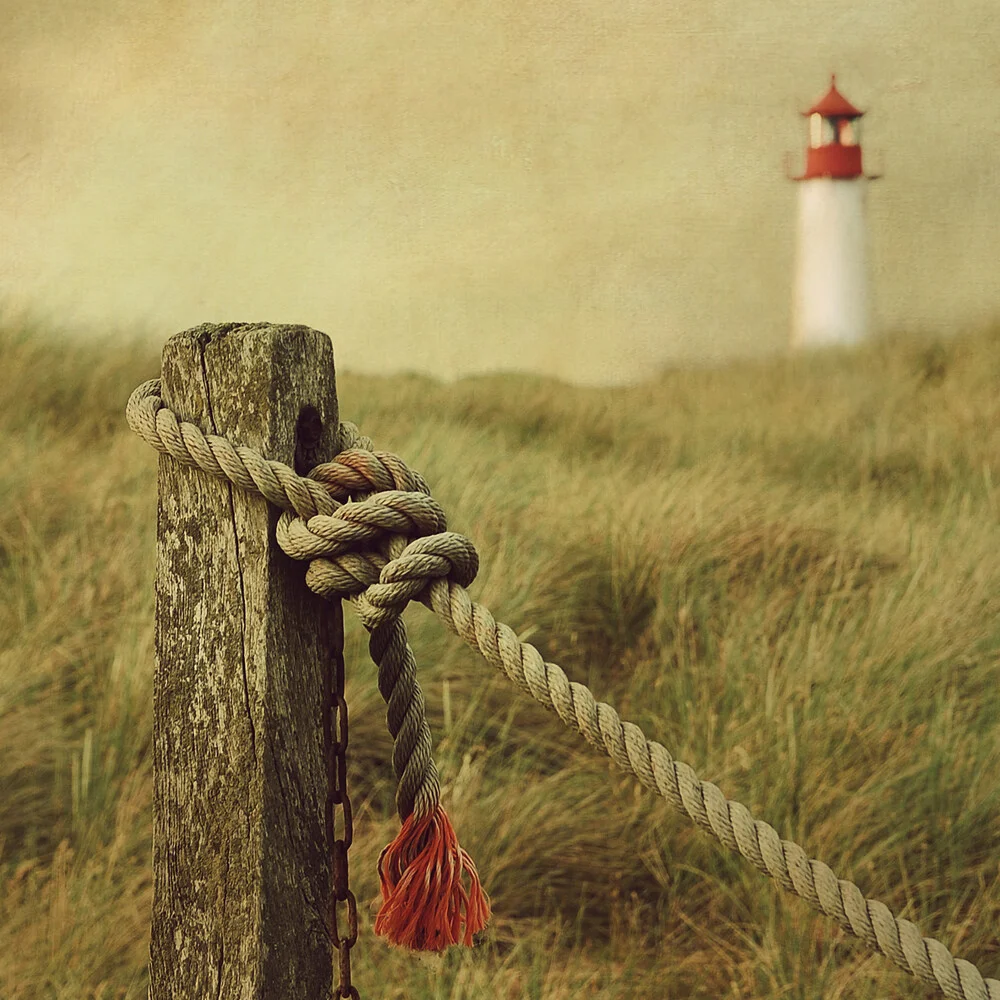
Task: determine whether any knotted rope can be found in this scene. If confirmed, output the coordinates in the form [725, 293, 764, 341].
[127, 378, 999, 998]
[126, 379, 484, 949]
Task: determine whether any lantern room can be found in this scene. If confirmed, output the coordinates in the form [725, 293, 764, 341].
[795, 75, 867, 180]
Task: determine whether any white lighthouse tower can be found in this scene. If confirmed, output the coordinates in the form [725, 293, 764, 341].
[791, 76, 879, 348]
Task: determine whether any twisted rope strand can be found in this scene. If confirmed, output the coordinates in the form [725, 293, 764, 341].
[311, 449, 431, 501]
[126, 379, 338, 519]
[127, 382, 425, 517]
[410, 578, 998, 1000]
[127, 380, 998, 996]
[278, 492, 448, 560]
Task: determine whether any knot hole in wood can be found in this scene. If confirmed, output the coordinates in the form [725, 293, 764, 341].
[295, 404, 324, 475]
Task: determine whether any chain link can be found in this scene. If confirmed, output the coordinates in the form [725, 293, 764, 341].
[329, 642, 359, 1000]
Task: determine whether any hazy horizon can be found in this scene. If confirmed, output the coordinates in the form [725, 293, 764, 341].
[3, 0, 998, 384]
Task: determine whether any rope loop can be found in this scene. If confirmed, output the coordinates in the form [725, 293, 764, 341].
[310, 449, 431, 500]
[276, 492, 448, 562]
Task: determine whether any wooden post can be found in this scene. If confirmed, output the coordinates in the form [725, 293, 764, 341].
[150, 323, 343, 999]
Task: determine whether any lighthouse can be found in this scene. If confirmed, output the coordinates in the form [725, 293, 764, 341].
[791, 76, 879, 348]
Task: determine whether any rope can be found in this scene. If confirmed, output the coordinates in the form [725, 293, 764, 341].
[127, 379, 999, 998]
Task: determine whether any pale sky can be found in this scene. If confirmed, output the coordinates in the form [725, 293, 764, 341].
[2, 0, 998, 384]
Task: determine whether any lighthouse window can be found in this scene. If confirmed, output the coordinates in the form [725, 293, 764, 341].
[812, 116, 837, 146]
[810, 113, 823, 147]
[838, 119, 858, 145]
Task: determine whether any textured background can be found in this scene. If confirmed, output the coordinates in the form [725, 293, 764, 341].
[2, 0, 998, 383]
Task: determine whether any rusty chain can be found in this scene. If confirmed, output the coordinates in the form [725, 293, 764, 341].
[329, 641, 359, 999]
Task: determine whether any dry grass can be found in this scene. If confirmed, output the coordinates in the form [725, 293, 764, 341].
[0, 317, 997, 998]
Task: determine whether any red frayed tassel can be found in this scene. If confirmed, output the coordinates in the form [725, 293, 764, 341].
[374, 804, 490, 951]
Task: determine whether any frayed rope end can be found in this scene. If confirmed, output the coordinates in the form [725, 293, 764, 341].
[374, 804, 490, 951]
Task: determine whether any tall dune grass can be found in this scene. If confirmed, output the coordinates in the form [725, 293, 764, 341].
[0, 318, 997, 998]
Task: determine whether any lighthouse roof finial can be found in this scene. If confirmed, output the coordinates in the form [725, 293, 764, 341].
[802, 75, 864, 118]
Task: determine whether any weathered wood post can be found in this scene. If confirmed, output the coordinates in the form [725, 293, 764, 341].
[151, 323, 343, 998]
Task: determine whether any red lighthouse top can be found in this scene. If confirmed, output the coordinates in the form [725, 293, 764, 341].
[793, 75, 876, 181]
[801, 75, 864, 119]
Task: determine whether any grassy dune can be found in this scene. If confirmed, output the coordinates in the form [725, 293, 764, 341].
[0, 319, 997, 999]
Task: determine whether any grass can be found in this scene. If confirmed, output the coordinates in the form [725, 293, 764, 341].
[0, 315, 997, 998]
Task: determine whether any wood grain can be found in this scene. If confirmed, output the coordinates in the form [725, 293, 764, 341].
[150, 322, 342, 999]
